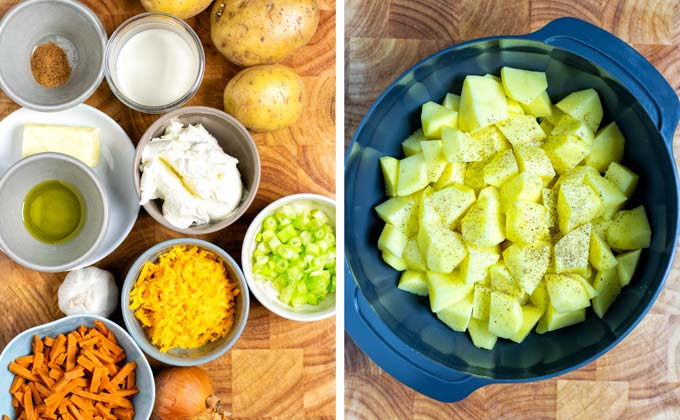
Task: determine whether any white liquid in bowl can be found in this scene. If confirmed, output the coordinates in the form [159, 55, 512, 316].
[115, 28, 198, 107]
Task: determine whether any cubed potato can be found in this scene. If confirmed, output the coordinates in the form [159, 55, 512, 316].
[553, 165, 600, 190]
[421, 101, 458, 139]
[442, 93, 461, 111]
[592, 268, 622, 318]
[374, 195, 419, 236]
[489, 263, 526, 302]
[460, 243, 500, 284]
[584, 173, 627, 219]
[461, 187, 505, 247]
[458, 75, 508, 132]
[418, 224, 467, 273]
[500, 67, 548, 104]
[605, 162, 639, 198]
[511, 305, 545, 343]
[397, 153, 429, 196]
[554, 223, 591, 276]
[436, 291, 474, 332]
[535, 304, 585, 334]
[488, 291, 523, 339]
[521, 91, 553, 118]
[484, 73, 501, 83]
[529, 279, 549, 309]
[379, 156, 399, 197]
[382, 251, 407, 271]
[378, 223, 409, 257]
[429, 183, 476, 228]
[503, 241, 551, 295]
[435, 162, 467, 190]
[402, 129, 427, 156]
[545, 273, 591, 312]
[543, 133, 591, 174]
[403, 238, 427, 272]
[467, 318, 498, 350]
[591, 217, 611, 239]
[607, 206, 651, 250]
[470, 125, 511, 160]
[550, 114, 595, 145]
[542, 189, 558, 228]
[586, 122, 625, 172]
[499, 172, 543, 211]
[557, 183, 602, 234]
[514, 145, 556, 186]
[495, 114, 546, 146]
[589, 230, 618, 272]
[617, 249, 641, 287]
[556, 88, 603, 133]
[539, 119, 554, 135]
[426, 271, 474, 312]
[472, 283, 492, 320]
[464, 160, 489, 191]
[418, 188, 442, 228]
[506, 98, 526, 115]
[441, 127, 483, 163]
[566, 273, 598, 299]
[505, 201, 550, 243]
[398, 270, 428, 296]
[484, 149, 519, 187]
[421, 140, 447, 182]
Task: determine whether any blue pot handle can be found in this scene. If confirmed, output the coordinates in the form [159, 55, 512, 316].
[524, 17, 680, 145]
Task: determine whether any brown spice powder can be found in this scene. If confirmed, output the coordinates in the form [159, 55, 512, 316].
[30, 42, 71, 88]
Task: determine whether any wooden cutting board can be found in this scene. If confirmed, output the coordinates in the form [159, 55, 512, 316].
[0, 1, 336, 418]
[345, 0, 680, 418]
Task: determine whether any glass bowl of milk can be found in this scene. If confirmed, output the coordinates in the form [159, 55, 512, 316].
[104, 12, 205, 114]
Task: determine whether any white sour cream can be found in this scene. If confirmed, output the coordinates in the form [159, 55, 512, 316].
[139, 121, 243, 229]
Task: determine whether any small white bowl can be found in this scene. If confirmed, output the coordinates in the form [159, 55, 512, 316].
[242, 193, 336, 322]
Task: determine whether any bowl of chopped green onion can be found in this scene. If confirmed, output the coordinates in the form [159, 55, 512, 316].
[242, 193, 336, 321]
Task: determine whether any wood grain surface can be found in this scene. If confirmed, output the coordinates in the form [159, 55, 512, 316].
[345, 0, 680, 418]
[0, 1, 336, 419]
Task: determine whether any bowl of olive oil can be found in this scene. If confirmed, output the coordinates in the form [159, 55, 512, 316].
[0, 152, 108, 272]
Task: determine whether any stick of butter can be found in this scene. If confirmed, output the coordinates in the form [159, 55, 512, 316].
[22, 124, 101, 168]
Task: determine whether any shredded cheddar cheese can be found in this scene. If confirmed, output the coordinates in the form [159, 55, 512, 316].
[129, 245, 240, 352]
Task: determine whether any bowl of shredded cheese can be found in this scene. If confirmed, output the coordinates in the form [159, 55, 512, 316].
[121, 238, 249, 366]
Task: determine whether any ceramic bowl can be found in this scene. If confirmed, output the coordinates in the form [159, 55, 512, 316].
[133, 106, 260, 234]
[0, 0, 107, 112]
[242, 193, 336, 322]
[0, 315, 155, 420]
[121, 238, 249, 366]
[0, 153, 108, 272]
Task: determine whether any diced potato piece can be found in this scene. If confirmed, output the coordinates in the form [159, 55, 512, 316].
[374, 196, 419, 236]
[553, 165, 600, 189]
[589, 230, 618, 272]
[557, 183, 602, 234]
[484, 149, 519, 187]
[418, 188, 442, 229]
[418, 225, 467, 273]
[468, 318, 498, 350]
[584, 173, 627, 218]
[495, 114, 546, 146]
[567, 273, 598, 299]
[461, 187, 505, 247]
[506, 98, 525, 115]
[472, 283, 492, 320]
[429, 183, 476, 228]
[499, 172, 543, 211]
[490, 263, 526, 302]
[484, 73, 501, 83]
[458, 75, 508, 132]
[398, 270, 428, 296]
[464, 160, 489, 191]
[545, 274, 590, 312]
[511, 305, 545, 343]
[435, 162, 467, 190]
[403, 238, 427, 271]
[488, 291, 523, 339]
[471, 125, 511, 160]
[505, 201, 549, 243]
[556, 88, 603, 133]
[460, 243, 500, 284]
[442, 93, 461, 111]
[543, 134, 591, 174]
[421, 140, 447, 182]
[539, 119, 554, 135]
[402, 129, 427, 156]
[592, 268, 622, 318]
[591, 217, 611, 239]
[514, 145, 556, 186]
[397, 153, 429, 196]
[617, 249, 641, 287]
[500, 67, 548, 104]
[426, 271, 474, 312]
[535, 304, 585, 334]
[529, 279, 549, 309]
[543, 105, 565, 125]
[607, 206, 651, 250]
[382, 251, 407, 271]
[554, 223, 591, 276]
[437, 291, 473, 332]
[421, 101, 458, 139]
[379, 156, 399, 197]
[605, 162, 638, 198]
[550, 114, 595, 145]
[441, 127, 483, 163]
[503, 241, 551, 295]
[586, 122, 625, 172]
[521, 91, 553, 118]
[378, 223, 409, 257]
[542, 189, 558, 228]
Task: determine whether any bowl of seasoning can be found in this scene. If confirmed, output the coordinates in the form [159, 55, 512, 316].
[121, 238, 249, 366]
[105, 12, 205, 114]
[0, 153, 109, 272]
[0, 0, 107, 112]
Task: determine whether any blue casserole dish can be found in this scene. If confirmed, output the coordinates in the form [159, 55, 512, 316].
[344, 17, 680, 402]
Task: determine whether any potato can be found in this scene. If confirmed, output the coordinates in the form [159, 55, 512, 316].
[472, 283, 492, 321]
[500, 67, 548, 104]
[421, 140, 447, 182]
[422, 102, 458, 139]
[488, 291, 523, 339]
[441, 127, 483, 163]
[426, 272, 473, 312]
[211, 0, 319, 66]
[224, 64, 304, 132]
[398, 270, 428, 296]
[468, 318, 498, 350]
[141, 0, 212, 19]
[377, 223, 408, 258]
[554, 223, 591, 276]
[379, 156, 399, 197]
[397, 153, 429, 196]
[458, 75, 508, 132]
[437, 291, 473, 332]
[484, 149, 519, 188]
[402, 129, 427, 156]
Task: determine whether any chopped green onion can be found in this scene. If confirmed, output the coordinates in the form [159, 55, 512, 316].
[263, 216, 277, 230]
[277, 224, 298, 243]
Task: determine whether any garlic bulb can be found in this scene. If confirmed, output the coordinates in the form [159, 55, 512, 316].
[58, 267, 119, 317]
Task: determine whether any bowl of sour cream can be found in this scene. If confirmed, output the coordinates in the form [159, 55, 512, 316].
[134, 106, 260, 234]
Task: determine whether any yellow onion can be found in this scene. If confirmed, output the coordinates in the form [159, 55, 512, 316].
[152, 367, 214, 420]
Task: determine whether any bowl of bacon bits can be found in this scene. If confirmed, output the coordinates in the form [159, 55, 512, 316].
[0, 315, 155, 420]
[121, 238, 249, 366]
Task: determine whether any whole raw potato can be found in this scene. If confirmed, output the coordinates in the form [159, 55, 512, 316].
[224, 64, 304, 132]
[140, 0, 214, 19]
[211, 0, 319, 66]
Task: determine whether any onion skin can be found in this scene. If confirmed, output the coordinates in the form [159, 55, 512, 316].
[152, 367, 214, 420]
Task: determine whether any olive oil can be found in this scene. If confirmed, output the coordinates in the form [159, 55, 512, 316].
[23, 180, 85, 244]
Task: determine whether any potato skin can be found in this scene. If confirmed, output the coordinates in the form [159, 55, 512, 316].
[211, 0, 319, 66]
[224, 64, 304, 132]
[140, 0, 214, 19]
